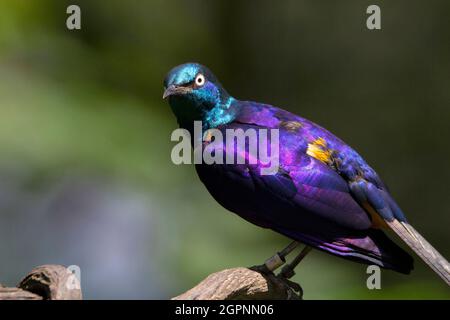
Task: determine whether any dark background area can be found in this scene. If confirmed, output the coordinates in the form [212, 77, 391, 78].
[0, 0, 449, 299]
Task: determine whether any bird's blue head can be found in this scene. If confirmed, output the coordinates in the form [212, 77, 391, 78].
[163, 63, 234, 130]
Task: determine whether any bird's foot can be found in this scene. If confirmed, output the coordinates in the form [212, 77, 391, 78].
[249, 263, 303, 299]
[277, 264, 303, 297]
[278, 277, 303, 298]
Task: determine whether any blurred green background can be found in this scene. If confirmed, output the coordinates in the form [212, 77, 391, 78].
[0, 0, 449, 299]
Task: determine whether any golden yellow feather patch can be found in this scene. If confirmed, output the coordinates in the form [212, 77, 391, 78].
[306, 137, 332, 163]
[314, 137, 327, 147]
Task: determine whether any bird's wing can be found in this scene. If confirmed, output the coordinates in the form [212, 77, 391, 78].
[256, 158, 373, 230]
[218, 120, 373, 231]
[231, 103, 450, 283]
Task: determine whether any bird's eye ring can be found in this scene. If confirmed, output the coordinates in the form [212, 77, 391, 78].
[195, 73, 205, 87]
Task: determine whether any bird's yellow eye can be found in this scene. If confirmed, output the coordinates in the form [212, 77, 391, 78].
[195, 73, 205, 87]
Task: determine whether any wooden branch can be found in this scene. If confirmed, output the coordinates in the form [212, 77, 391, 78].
[0, 285, 42, 300]
[0, 265, 82, 300]
[2, 265, 299, 300]
[172, 267, 301, 300]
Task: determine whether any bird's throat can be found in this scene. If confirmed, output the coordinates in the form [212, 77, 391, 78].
[170, 96, 237, 133]
[204, 97, 237, 129]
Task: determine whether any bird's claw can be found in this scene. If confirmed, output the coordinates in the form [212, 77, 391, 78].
[280, 277, 302, 294]
[277, 266, 303, 298]
[249, 264, 303, 299]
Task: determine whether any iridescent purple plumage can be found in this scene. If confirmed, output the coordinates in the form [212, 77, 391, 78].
[164, 63, 450, 282]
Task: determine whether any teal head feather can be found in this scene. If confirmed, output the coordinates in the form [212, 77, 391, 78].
[163, 63, 235, 131]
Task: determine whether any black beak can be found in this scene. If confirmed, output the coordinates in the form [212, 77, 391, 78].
[163, 85, 192, 99]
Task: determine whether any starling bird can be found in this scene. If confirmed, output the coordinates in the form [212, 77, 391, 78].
[163, 62, 450, 285]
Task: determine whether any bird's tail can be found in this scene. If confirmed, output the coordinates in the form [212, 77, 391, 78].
[387, 219, 450, 285]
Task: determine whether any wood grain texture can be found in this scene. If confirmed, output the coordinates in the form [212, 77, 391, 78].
[0, 286, 42, 300]
[172, 267, 301, 300]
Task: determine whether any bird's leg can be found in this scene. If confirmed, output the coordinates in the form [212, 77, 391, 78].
[250, 241, 299, 275]
[279, 245, 312, 279]
[273, 245, 312, 297]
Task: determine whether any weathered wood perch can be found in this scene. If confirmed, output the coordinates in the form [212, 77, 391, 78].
[0, 265, 82, 300]
[172, 267, 301, 300]
[1, 265, 299, 300]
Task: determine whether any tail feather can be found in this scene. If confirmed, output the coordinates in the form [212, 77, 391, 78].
[276, 226, 414, 274]
[387, 219, 450, 285]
